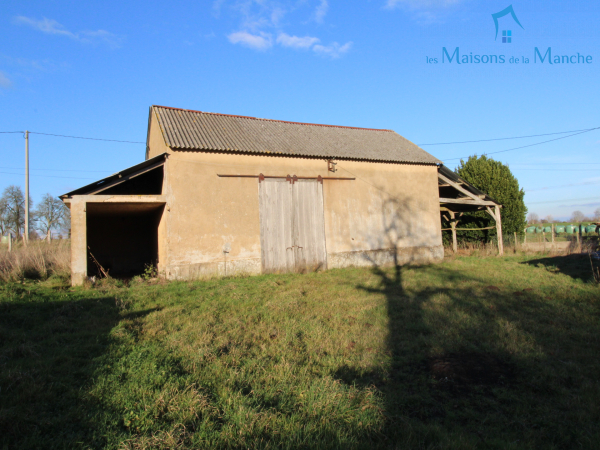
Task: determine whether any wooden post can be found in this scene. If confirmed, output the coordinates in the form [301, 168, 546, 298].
[524, 229, 527, 244]
[543, 230, 546, 251]
[514, 231, 518, 252]
[450, 210, 457, 253]
[578, 225, 582, 253]
[495, 205, 504, 256]
[551, 224, 555, 244]
[8, 234, 12, 252]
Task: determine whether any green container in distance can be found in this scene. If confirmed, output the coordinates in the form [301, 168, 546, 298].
[544, 226, 552, 233]
[555, 225, 565, 233]
[526, 227, 536, 233]
[536, 227, 544, 233]
[565, 225, 575, 234]
[586, 225, 598, 233]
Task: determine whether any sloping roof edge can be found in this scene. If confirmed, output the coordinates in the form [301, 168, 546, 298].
[60, 153, 167, 199]
[152, 104, 395, 132]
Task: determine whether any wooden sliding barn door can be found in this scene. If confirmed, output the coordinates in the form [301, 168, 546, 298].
[258, 179, 295, 273]
[259, 178, 327, 273]
[292, 180, 327, 272]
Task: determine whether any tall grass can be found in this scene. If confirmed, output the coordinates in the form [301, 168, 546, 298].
[0, 240, 70, 282]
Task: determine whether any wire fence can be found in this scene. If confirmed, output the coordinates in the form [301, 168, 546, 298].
[444, 230, 600, 257]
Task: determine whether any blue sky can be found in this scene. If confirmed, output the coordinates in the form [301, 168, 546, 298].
[1, 0, 599, 220]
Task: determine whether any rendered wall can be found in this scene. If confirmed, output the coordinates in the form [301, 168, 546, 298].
[147, 111, 171, 159]
[158, 149, 443, 280]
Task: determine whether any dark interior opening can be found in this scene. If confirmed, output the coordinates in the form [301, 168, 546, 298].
[86, 203, 164, 278]
[99, 166, 163, 195]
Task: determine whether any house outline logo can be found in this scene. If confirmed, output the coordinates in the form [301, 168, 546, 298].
[492, 5, 524, 43]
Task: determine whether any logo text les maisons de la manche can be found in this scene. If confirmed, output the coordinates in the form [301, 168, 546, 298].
[426, 5, 593, 65]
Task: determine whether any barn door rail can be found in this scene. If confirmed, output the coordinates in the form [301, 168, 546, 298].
[217, 173, 355, 184]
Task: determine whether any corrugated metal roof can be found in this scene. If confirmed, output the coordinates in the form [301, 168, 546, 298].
[152, 105, 441, 165]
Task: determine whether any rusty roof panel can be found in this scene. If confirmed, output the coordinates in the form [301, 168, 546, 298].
[152, 106, 441, 164]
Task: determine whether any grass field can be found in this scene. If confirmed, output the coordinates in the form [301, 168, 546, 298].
[1, 253, 599, 449]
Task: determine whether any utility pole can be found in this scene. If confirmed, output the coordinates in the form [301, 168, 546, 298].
[25, 130, 29, 243]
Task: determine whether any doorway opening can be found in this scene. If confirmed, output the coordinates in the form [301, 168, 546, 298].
[86, 203, 164, 278]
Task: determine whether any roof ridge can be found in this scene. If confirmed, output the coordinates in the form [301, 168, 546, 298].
[152, 105, 394, 133]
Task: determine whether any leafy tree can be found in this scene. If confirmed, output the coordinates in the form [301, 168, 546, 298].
[34, 194, 68, 241]
[571, 211, 585, 223]
[454, 155, 527, 242]
[1, 185, 34, 238]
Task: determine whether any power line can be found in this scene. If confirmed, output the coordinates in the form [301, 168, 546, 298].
[527, 196, 600, 205]
[419, 127, 598, 145]
[0, 166, 112, 173]
[29, 131, 144, 144]
[525, 180, 600, 192]
[0, 171, 96, 180]
[512, 168, 600, 171]
[0, 130, 143, 143]
[444, 128, 599, 162]
[511, 162, 600, 166]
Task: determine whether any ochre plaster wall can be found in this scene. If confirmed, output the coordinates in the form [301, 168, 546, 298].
[159, 149, 443, 280]
[147, 111, 171, 159]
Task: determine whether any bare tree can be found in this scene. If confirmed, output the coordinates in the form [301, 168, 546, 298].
[571, 210, 585, 223]
[1, 185, 33, 238]
[544, 215, 554, 223]
[594, 207, 600, 222]
[57, 202, 70, 238]
[0, 196, 8, 236]
[527, 212, 539, 224]
[34, 194, 68, 242]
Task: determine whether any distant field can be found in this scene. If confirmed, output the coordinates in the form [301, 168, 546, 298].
[1, 254, 599, 449]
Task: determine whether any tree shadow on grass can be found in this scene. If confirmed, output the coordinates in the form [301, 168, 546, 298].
[522, 253, 598, 283]
[0, 286, 157, 449]
[339, 259, 600, 449]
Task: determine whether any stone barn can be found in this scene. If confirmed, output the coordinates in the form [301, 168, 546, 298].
[61, 105, 448, 285]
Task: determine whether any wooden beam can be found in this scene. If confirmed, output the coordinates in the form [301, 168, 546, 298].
[495, 205, 504, 256]
[485, 206, 504, 256]
[442, 226, 495, 231]
[439, 182, 466, 188]
[438, 173, 485, 203]
[64, 195, 166, 204]
[450, 210, 457, 253]
[440, 197, 496, 206]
